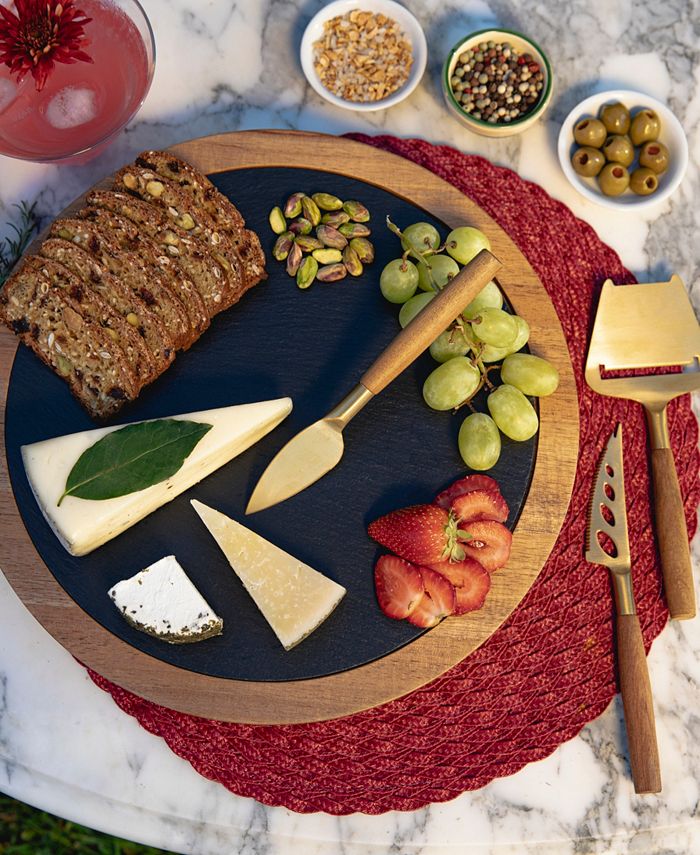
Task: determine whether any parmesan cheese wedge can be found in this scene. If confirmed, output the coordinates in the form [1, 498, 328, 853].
[22, 398, 293, 556]
[191, 500, 346, 650]
[109, 554, 223, 643]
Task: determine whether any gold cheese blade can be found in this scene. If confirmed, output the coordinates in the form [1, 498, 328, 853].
[585, 423, 631, 571]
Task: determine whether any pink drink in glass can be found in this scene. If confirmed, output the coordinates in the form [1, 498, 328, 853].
[0, 0, 154, 162]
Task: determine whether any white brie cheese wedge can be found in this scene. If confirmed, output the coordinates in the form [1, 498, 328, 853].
[191, 500, 346, 650]
[22, 398, 293, 556]
[109, 554, 223, 643]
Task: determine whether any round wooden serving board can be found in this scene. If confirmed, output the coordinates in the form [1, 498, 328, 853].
[0, 131, 579, 723]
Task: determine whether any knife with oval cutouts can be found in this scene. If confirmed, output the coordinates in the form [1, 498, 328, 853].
[586, 423, 661, 794]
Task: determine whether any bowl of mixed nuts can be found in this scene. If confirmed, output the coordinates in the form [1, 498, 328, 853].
[442, 29, 552, 137]
[300, 0, 427, 111]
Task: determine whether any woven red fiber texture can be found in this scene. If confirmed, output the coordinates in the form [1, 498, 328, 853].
[88, 135, 700, 815]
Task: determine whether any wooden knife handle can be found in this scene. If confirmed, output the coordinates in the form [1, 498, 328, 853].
[360, 249, 502, 395]
[651, 447, 696, 620]
[616, 612, 661, 794]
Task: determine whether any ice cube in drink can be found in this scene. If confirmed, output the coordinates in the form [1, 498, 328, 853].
[45, 87, 98, 130]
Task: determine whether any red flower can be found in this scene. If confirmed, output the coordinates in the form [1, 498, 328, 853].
[0, 0, 93, 92]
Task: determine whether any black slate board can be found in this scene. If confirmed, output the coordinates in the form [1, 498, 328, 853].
[4, 167, 536, 681]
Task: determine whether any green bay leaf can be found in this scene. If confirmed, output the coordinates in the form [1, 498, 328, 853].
[58, 419, 213, 505]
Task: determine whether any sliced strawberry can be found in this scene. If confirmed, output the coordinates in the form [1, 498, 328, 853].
[451, 489, 509, 524]
[368, 504, 465, 565]
[430, 558, 491, 614]
[374, 555, 424, 620]
[407, 566, 456, 628]
[435, 474, 502, 509]
[459, 520, 513, 571]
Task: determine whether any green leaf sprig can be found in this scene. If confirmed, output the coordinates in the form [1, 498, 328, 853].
[58, 418, 212, 505]
[0, 201, 38, 286]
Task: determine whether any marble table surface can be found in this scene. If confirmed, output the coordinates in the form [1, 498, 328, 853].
[1, 0, 699, 852]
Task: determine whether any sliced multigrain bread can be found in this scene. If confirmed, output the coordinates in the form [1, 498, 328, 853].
[0, 259, 138, 418]
[85, 190, 242, 314]
[78, 206, 210, 337]
[39, 238, 174, 379]
[49, 217, 192, 351]
[112, 166, 257, 293]
[133, 151, 267, 289]
[134, 151, 245, 228]
[16, 256, 143, 397]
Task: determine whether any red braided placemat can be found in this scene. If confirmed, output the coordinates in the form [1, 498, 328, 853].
[87, 135, 700, 815]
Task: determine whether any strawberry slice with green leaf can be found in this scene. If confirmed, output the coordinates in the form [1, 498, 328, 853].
[451, 488, 509, 524]
[368, 504, 467, 565]
[459, 520, 512, 571]
[429, 557, 491, 614]
[407, 566, 456, 628]
[374, 555, 424, 620]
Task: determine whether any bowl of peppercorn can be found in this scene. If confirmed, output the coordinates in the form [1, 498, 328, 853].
[442, 29, 552, 137]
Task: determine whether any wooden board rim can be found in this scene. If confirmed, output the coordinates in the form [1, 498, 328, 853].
[0, 130, 579, 723]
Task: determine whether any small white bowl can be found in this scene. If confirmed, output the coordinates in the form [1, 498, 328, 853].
[300, 0, 427, 112]
[442, 29, 553, 138]
[557, 89, 688, 210]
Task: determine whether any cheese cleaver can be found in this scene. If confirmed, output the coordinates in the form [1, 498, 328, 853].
[586, 423, 661, 794]
[246, 249, 502, 514]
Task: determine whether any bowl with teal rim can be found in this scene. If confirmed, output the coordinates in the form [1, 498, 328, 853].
[442, 29, 553, 137]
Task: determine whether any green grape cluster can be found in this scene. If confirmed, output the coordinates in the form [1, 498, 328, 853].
[379, 219, 560, 470]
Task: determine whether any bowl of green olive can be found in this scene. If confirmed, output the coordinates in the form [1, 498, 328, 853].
[557, 89, 688, 209]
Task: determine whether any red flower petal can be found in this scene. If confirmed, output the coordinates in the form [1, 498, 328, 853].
[0, 0, 92, 91]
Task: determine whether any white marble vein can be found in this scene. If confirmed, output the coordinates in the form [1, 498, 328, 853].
[1, 0, 700, 851]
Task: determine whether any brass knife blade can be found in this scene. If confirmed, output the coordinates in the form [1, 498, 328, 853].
[245, 384, 373, 514]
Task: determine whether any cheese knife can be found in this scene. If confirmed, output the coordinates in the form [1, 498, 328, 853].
[586, 423, 661, 794]
[246, 248, 502, 514]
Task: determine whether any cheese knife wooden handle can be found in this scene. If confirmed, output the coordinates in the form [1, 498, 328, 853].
[616, 612, 662, 794]
[361, 249, 502, 395]
[650, 445, 696, 620]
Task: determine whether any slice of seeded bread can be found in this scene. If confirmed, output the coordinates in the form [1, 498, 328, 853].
[133, 151, 267, 290]
[112, 166, 259, 297]
[135, 151, 245, 227]
[25, 255, 151, 399]
[78, 206, 210, 338]
[49, 218, 192, 351]
[0, 259, 138, 418]
[39, 238, 174, 380]
[86, 190, 242, 314]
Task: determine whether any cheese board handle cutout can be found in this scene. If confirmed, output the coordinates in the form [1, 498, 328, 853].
[360, 249, 501, 395]
[650, 444, 696, 619]
[617, 611, 662, 794]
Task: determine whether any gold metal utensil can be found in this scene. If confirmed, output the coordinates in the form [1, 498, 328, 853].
[246, 249, 502, 514]
[586, 423, 662, 795]
[585, 275, 700, 620]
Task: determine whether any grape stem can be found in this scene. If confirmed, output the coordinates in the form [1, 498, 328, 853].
[386, 217, 504, 413]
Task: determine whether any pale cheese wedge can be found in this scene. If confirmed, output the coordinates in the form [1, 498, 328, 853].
[109, 554, 223, 643]
[191, 500, 346, 650]
[22, 398, 292, 556]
